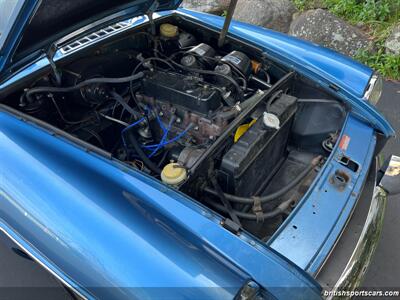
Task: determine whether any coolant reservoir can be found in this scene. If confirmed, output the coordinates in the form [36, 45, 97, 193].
[161, 163, 187, 185]
[160, 23, 179, 38]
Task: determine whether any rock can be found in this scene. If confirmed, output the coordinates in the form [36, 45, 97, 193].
[233, 0, 297, 33]
[292, 11, 301, 22]
[182, 0, 230, 14]
[289, 9, 372, 57]
[385, 24, 400, 55]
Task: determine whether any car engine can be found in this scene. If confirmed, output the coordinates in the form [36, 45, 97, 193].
[4, 21, 346, 239]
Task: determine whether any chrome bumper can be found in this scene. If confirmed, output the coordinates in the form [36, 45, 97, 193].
[328, 186, 387, 298]
[327, 155, 399, 299]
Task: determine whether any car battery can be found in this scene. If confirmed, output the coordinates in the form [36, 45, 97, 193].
[219, 93, 298, 196]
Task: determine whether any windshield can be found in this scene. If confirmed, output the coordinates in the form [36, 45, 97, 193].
[0, 0, 24, 49]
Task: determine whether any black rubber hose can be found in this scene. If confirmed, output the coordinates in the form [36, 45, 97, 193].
[125, 131, 161, 175]
[210, 176, 242, 226]
[109, 91, 141, 120]
[204, 156, 322, 204]
[238, 92, 264, 110]
[25, 72, 145, 102]
[132, 57, 175, 75]
[266, 89, 283, 112]
[205, 199, 287, 220]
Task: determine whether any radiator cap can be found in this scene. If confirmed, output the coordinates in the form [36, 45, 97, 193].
[263, 112, 280, 130]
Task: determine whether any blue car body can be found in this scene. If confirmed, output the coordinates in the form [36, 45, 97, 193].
[0, 1, 396, 299]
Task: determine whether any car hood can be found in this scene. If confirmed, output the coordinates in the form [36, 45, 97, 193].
[0, 0, 182, 72]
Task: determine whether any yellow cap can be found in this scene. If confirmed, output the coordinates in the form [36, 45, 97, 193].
[161, 163, 187, 185]
[234, 119, 257, 142]
[160, 23, 178, 38]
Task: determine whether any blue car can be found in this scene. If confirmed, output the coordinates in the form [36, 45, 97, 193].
[0, 1, 399, 299]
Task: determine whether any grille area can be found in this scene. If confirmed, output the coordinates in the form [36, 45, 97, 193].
[60, 18, 140, 55]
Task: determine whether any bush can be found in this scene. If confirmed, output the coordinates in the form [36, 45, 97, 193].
[292, 0, 400, 80]
[356, 49, 400, 80]
[324, 0, 395, 23]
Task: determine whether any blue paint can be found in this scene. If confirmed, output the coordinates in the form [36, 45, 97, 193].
[268, 114, 376, 275]
[0, 54, 50, 91]
[0, 4, 394, 294]
[0, 110, 321, 299]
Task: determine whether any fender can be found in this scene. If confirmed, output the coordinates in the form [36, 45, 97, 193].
[0, 108, 322, 299]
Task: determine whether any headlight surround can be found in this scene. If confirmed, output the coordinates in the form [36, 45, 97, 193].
[363, 74, 383, 106]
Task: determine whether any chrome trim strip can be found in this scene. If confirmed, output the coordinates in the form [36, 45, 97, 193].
[59, 17, 142, 55]
[363, 74, 378, 100]
[327, 186, 387, 299]
[0, 227, 87, 300]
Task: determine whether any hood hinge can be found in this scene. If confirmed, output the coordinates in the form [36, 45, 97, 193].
[46, 44, 62, 86]
[146, 0, 159, 35]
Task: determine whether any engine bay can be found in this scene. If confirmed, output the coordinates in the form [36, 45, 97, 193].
[1, 19, 347, 240]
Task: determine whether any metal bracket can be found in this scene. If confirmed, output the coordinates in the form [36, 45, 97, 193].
[252, 197, 264, 223]
[47, 54, 62, 86]
[146, 0, 159, 35]
[221, 218, 241, 235]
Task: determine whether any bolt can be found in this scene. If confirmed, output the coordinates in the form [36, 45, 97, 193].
[194, 126, 199, 131]
[176, 117, 182, 124]
[159, 111, 164, 117]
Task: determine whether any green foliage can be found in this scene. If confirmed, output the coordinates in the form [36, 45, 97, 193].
[292, 0, 326, 11]
[291, 0, 400, 79]
[293, 0, 308, 10]
[293, 0, 399, 22]
[324, 0, 395, 23]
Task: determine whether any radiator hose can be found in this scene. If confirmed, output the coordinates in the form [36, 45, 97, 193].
[203, 156, 322, 220]
[204, 155, 322, 205]
[25, 72, 145, 102]
[205, 197, 294, 220]
[126, 131, 162, 175]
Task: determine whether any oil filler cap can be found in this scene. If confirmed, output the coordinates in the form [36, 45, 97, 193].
[263, 112, 280, 130]
[161, 163, 187, 185]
